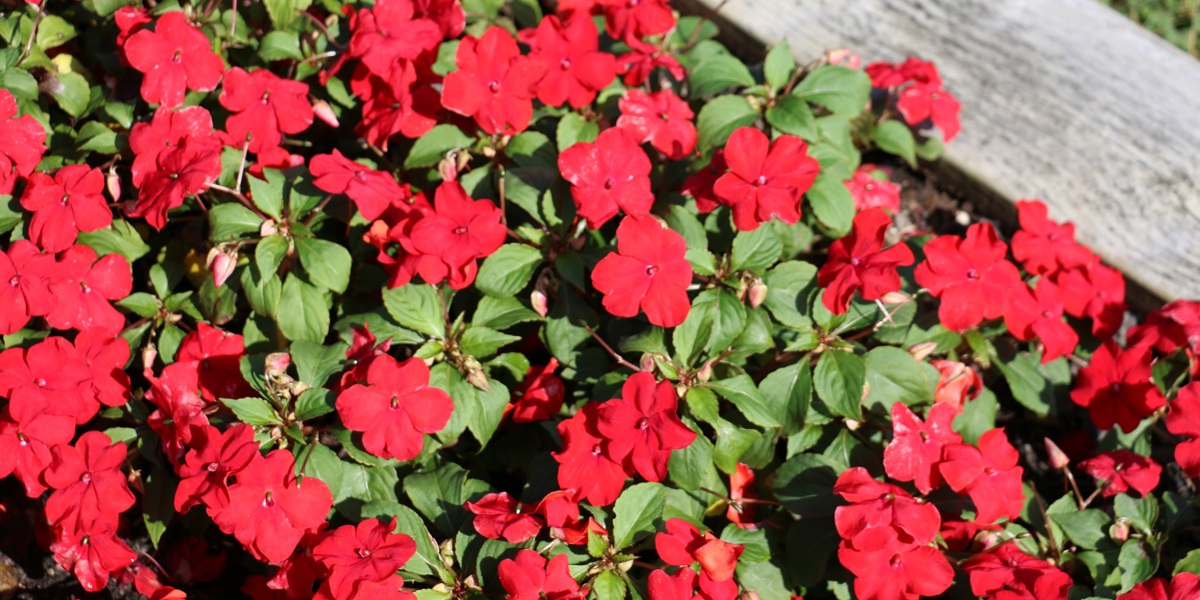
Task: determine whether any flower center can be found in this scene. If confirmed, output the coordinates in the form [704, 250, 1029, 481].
[755, 175, 767, 186]
[81, 472, 92, 484]
[966, 269, 979, 280]
[391, 396, 400, 409]
[263, 492, 275, 508]
[452, 226, 468, 235]
[591, 444, 603, 456]
[850, 257, 862, 267]
[984, 467, 997, 476]
[206, 462, 221, 473]
[61, 194, 70, 206]
[34, 378, 46, 387]
[1041, 310, 1054, 318]
[488, 81, 500, 93]
[8, 276, 17, 287]
[172, 51, 182, 63]
[560, 58, 571, 70]
[1110, 382, 1123, 394]
[357, 547, 372, 558]
[645, 265, 658, 276]
[636, 417, 649, 430]
[865, 183, 874, 191]
[604, 177, 616, 190]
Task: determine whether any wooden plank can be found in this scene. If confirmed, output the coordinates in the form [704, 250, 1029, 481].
[678, 0, 1200, 309]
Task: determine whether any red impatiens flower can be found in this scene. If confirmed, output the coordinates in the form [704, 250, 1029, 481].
[866, 57, 942, 89]
[335, 354, 454, 461]
[939, 429, 1025, 524]
[1079, 450, 1161, 497]
[712, 126, 820, 232]
[50, 521, 138, 593]
[20, 165, 112, 252]
[1121, 573, 1200, 600]
[0, 89, 48, 183]
[655, 518, 744, 583]
[45, 244, 132, 337]
[833, 467, 942, 549]
[1010, 199, 1093, 276]
[521, 15, 617, 108]
[1165, 383, 1200, 477]
[412, 0, 465, 38]
[0, 240, 56, 335]
[897, 83, 961, 142]
[617, 88, 697, 160]
[912, 222, 1023, 332]
[130, 138, 223, 229]
[75, 331, 132, 410]
[511, 358, 565, 423]
[597, 371, 696, 482]
[597, 0, 675, 39]
[44, 431, 136, 534]
[164, 322, 254, 401]
[883, 402, 962, 494]
[817, 207, 914, 314]
[0, 336, 92, 424]
[558, 127, 654, 228]
[931, 359, 983, 410]
[346, 0, 442, 78]
[837, 528, 954, 600]
[683, 150, 728, 214]
[145, 372, 210, 465]
[591, 215, 693, 327]
[219, 67, 314, 154]
[1053, 255, 1126, 340]
[465, 492, 543, 543]
[124, 11, 226, 108]
[961, 542, 1072, 600]
[310, 150, 409, 221]
[553, 402, 628, 507]
[351, 62, 441, 150]
[535, 490, 607, 545]
[648, 569, 697, 600]
[313, 518, 416, 600]
[128, 105, 221, 188]
[408, 181, 506, 290]
[498, 550, 583, 600]
[1070, 341, 1165, 433]
[174, 424, 259, 513]
[441, 26, 547, 135]
[0, 402, 75, 498]
[114, 6, 152, 63]
[617, 37, 686, 87]
[845, 166, 901, 213]
[726, 463, 759, 528]
[1003, 278, 1079, 363]
[212, 450, 333, 565]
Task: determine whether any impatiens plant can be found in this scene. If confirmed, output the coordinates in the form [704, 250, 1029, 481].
[2, 0, 1200, 598]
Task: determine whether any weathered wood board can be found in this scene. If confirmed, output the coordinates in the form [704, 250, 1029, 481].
[678, 0, 1200, 309]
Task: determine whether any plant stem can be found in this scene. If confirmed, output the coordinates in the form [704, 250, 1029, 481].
[583, 324, 640, 372]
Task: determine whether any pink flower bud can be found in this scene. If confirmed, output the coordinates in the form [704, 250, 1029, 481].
[908, 341, 939, 362]
[1110, 519, 1131, 544]
[106, 167, 121, 202]
[438, 153, 458, 182]
[748, 279, 768, 308]
[260, 221, 278, 237]
[639, 353, 657, 372]
[265, 352, 291, 378]
[695, 361, 713, 383]
[208, 251, 237, 288]
[312, 99, 339, 128]
[879, 291, 910, 305]
[466, 368, 490, 392]
[827, 48, 861, 69]
[1044, 438, 1071, 470]
[530, 289, 549, 317]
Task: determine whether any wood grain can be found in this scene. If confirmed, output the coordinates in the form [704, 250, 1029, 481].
[678, 0, 1200, 308]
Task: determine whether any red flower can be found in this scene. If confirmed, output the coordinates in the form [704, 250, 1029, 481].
[845, 166, 901, 213]
[1010, 199, 1093, 276]
[591, 215, 693, 327]
[1121, 573, 1200, 600]
[931, 359, 983, 410]
[336, 354, 454, 461]
[597, 371, 696, 482]
[219, 67, 314, 153]
[511, 358, 565, 423]
[50, 521, 138, 593]
[75, 331, 132, 410]
[45, 245, 132, 336]
[212, 450, 333, 564]
[961, 542, 1072, 600]
[618, 37, 685, 87]
[558, 127, 654, 228]
[817, 207, 914, 314]
[498, 550, 583, 600]
[837, 530, 954, 600]
[175, 424, 259, 513]
[1070, 341, 1165, 432]
[712, 127, 820, 232]
[1053, 256, 1126, 340]
[310, 150, 410, 221]
[124, 12, 225, 108]
[866, 57, 942, 89]
[597, 0, 675, 39]
[130, 138, 223, 229]
[648, 569, 696, 600]
[114, 6, 152, 63]
[0, 336, 92, 424]
[939, 429, 1025, 524]
[0, 240, 55, 335]
[553, 402, 628, 507]
[912, 222, 1023, 332]
[535, 490, 607, 544]
[683, 150, 727, 214]
[883, 402, 962, 494]
[726, 463, 759, 528]
[522, 15, 617, 108]
[19, 165, 111, 252]
[313, 518, 416, 600]
[412, 0, 465, 38]
[1079, 450, 1161, 497]
[0, 401, 74, 498]
[465, 492, 543, 543]
[44, 431, 136, 534]
[441, 26, 547, 135]
[351, 62, 441, 150]
[408, 181, 506, 290]
[617, 89, 696, 160]
[833, 467, 941, 549]
[347, 0, 442, 78]
[1165, 383, 1200, 477]
[655, 518, 744, 582]
[1003, 278, 1079, 363]
[128, 105, 220, 188]
[0, 89, 47, 181]
[896, 83, 961, 141]
[145, 372, 210, 465]
[164, 322, 254, 401]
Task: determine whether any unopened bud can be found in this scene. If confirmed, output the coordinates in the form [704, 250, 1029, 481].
[880, 291, 910, 305]
[439, 538, 456, 570]
[740, 591, 761, 600]
[845, 419, 861, 431]
[639, 354, 656, 372]
[206, 248, 237, 288]
[908, 341, 939, 362]
[438, 152, 458, 182]
[748, 279, 768, 308]
[106, 167, 121, 202]
[290, 381, 311, 396]
[695, 361, 713, 383]
[265, 352, 291, 379]
[1110, 518, 1131, 543]
[826, 48, 861, 69]
[1044, 438, 1070, 470]
[312, 99, 339, 128]
[260, 221, 279, 237]
[652, 353, 678, 379]
[530, 289, 549, 317]
[466, 368, 490, 392]
[142, 343, 158, 371]
[976, 530, 1003, 552]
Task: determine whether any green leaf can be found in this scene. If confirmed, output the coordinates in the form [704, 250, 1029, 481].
[406, 124, 474, 170]
[863, 346, 939, 412]
[996, 352, 1070, 418]
[792, 66, 870, 116]
[472, 295, 541, 330]
[256, 234, 288, 276]
[295, 388, 335, 421]
[49, 72, 90, 118]
[295, 237, 352, 294]
[1114, 493, 1158, 534]
[689, 55, 755, 96]
[36, 15, 77, 50]
[467, 379, 509, 448]
[1119, 539, 1158, 592]
[77, 121, 118, 153]
[593, 571, 626, 600]
[1050, 509, 1112, 550]
[263, 0, 312, 29]
[459, 326, 520, 359]
[338, 462, 399, 507]
[772, 453, 841, 517]
[611, 482, 667, 549]
[763, 39, 795, 92]
[383, 284, 444, 338]
[1175, 548, 1200, 575]
[556, 112, 599, 151]
[405, 463, 490, 537]
[814, 351, 865, 420]
[209, 203, 265, 242]
[952, 387, 997, 445]
[221, 397, 281, 426]
[259, 31, 304, 61]
[762, 261, 817, 330]
[291, 340, 347, 389]
[708, 375, 781, 429]
[277, 276, 330, 342]
[247, 169, 285, 220]
[0, 68, 37, 101]
[297, 442, 344, 496]
[141, 463, 175, 549]
[730, 225, 783, 272]
[806, 172, 855, 236]
[696, 95, 758, 151]
[360, 501, 442, 577]
[475, 244, 543, 297]
[758, 362, 812, 435]
[765, 94, 818, 140]
[872, 120, 917, 167]
[117, 292, 161, 318]
[673, 289, 746, 365]
[668, 427, 713, 490]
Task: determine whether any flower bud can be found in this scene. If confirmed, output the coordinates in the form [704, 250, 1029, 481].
[142, 344, 158, 372]
[1044, 438, 1071, 470]
[826, 48, 861, 69]
[438, 152, 459, 182]
[880, 291, 910, 305]
[695, 361, 713, 383]
[639, 353, 657, 372]
[106, 167, 121, 202]
[265, 352, 291, 379]
[466, 367, 490, 392]
[1110, 518, 1131, 544]
[312, 99, 339, 128]
[260, 220, 279, 237]
[748, 279, 768, 308]
[908, 341, 939, 362]
[740, 591, 761, 600]
[530, 289, 549, 317]
[207, 248, 238, 288]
